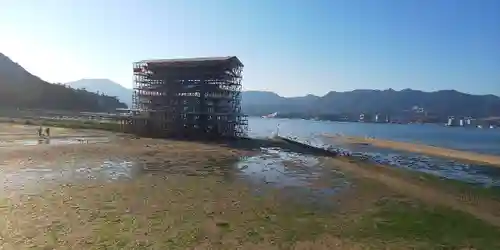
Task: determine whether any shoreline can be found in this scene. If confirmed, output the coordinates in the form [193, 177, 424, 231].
[5, 116, 500, 166]
[324, 134, 500, 166]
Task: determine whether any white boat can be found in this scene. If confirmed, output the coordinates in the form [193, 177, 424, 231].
[261, 112, 278, 118]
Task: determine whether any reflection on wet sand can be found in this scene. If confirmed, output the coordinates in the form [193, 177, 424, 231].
[236, 148, 351, 207]
[0, 146, 351, 204]
[0, 160, 138, 193]
[324, 134, 500, 166]
[348, 145, 500, 187]
[283, 134, 500, 187]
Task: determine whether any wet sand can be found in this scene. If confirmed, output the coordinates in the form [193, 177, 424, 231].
[2, 123, 500, 249]
[0, 124, 366, 249]
[324, 134, 500, 166]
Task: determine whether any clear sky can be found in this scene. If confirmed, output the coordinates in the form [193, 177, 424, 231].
[1, 0, 499, 97]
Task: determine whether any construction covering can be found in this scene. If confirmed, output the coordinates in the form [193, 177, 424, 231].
[131, 56, 247, 138]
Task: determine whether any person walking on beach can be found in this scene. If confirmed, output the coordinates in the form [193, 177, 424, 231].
[37, 126, 43, 137]
[45, 127, 50, 138]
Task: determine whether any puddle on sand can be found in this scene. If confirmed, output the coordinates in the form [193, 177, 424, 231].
[0, 160, 138, 194]
[236, 147, 350, 204]
[1, 146, 350, 206]
[298, 134, 500, 188]
[0, 137, 110, 147]
[350, 145, 500, 188]
[280, 134, 500, 188]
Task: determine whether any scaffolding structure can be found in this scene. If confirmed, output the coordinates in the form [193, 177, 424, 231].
[131, 56, 247, 138]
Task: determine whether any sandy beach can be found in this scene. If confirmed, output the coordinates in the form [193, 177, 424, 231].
[1, 123, 500, 249]
[324, 134, 500, 166]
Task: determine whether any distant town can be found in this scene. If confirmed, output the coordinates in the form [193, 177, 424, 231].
[270, 105, 499, 128]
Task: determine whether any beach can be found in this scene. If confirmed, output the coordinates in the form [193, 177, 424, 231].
[324, 134, 500, 166]
[1, 122, 500, 249]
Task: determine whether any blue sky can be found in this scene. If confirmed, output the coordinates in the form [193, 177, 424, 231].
[1, 0, 499, 97]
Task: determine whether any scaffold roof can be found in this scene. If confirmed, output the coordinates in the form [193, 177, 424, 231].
[136, 56, 243, 67]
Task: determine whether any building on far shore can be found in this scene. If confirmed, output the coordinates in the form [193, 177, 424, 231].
[359, 113, 365, 122]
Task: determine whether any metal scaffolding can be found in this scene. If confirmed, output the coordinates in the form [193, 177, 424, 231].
[131, 56, 247, 138]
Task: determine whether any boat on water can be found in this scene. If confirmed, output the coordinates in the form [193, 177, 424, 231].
[262, 112, 278, 118]
[476, 125, 496, 129]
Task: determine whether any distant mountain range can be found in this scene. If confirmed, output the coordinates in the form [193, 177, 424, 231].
[64, 78, 500, 119]
[65, 79, 133, 107]
[0, 53, 126, 112]
[242, 90, 500, 119]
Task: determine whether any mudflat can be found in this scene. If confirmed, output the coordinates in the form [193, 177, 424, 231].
[1, 123, 500, 249]
[324, 134, 500, 166]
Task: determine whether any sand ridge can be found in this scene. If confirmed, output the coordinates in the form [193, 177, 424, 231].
[324, 134, 500, 166]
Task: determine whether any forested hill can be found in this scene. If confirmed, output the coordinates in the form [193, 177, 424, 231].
[242, 89, 500, 119]
[0, 53, 126, 112]
[65, 78, 132, 107]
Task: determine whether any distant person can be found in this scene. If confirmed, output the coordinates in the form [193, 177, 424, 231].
[37, 126, 43, 137]
[45, 127, 50, 137]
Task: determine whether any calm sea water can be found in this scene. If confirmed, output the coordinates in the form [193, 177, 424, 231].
[247, 117, 500, 156]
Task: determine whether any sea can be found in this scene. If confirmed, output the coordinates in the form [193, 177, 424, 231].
[248, 117, 500, 156]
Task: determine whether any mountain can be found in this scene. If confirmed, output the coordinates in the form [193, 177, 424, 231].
[241, 89, 500, 119]
[242, 91, 284, 106]
[242, 91, 320, 115]
[66, 79, 133, 107]
[0, 53, 126, 112]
